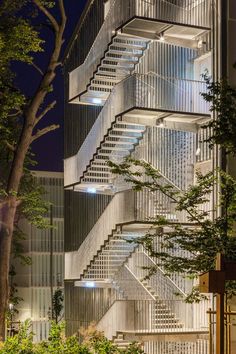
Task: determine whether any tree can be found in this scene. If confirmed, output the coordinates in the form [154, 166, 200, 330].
[108, 158, 236, 301]
[201, 76, 236, 155]
[51, 288, 64, 324]
[108, 76, 236, 302]
[0, 0, 66, 339]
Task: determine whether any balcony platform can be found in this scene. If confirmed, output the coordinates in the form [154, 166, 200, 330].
[122, 17, 209, 46]
[120, 329, 209, 342]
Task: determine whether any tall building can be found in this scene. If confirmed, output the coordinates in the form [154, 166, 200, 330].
[13, 171, 64, 342]
[63, 1, 235, 352]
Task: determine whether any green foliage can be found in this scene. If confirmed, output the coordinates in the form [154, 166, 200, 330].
[80, 323, 144, 354]
[35, 322, 81, 354]
[0, 0, 43, 183]
[0, 0, 43, 156]
[0, 0, 65, 336]
[120, 343, 144, 354]
[52, 288, 64, 324]
[108, 158, 236, 300]
[0, 322, 144, 354]
[0, 320, 33, 354]
[80, 323, 120, 354]
[37, 1, 55, 9]
[202, 77, 236, 154]
[6, 266, 24, 320]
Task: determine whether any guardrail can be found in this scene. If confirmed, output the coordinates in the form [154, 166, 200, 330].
[97, 299, 209, 339]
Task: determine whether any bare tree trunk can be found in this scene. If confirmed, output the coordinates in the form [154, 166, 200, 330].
[0, 0, 66, 340]
[0, 197, 17, 340]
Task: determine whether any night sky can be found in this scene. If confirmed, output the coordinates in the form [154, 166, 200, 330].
[15, 1, 87, 172]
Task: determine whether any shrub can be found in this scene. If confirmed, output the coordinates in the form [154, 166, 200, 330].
[0, 321, 144, 353]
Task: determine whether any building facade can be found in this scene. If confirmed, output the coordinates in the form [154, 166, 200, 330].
[63, 1, 235, 352]
[13, 171, 64, 342]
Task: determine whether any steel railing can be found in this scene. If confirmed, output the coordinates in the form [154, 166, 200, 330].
[127, 246, 192, 299]
[96, 299, 209, 338]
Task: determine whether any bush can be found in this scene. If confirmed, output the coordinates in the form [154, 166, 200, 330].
[0, 321, 144, 354]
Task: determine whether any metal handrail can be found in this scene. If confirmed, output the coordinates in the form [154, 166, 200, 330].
[141, 249, 188, 297]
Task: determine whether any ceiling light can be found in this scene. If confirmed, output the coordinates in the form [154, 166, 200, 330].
[92, 98, 102, 105]
[196, 147, 201, 156]
[159, 33, 165, 42]
[156, 32, 165, 42]
[87, 187, 96, 194]
[156, 118, 164, 128]
[85, 281, 95, 288]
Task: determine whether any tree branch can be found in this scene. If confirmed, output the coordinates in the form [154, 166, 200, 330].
[31, 124, 59, 143]
[8, 110, 22, 118]
[59, 0, 66, 26]
[34, 100, 57, 127]
[33, 0, 59, 32]
[4, 141, 15, 152]
[31, 62, 44, 76]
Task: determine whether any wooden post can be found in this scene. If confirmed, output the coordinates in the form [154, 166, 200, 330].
[227, 306, 231, 354]
[199, 254, 236, 354]
[216, 253, 225, 354]
[208, 308, 213, 354]
[50, 205, 53, 318]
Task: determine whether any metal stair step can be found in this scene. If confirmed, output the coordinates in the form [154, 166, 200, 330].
[154, 323, 184, 329]
[102, 59, 135, 69]
[88, 85, 113, 93]
[86, 171, 112, 177]
[99, 148, 130, 154]
[154, 313, 178, 319]
[114, 123, 145, 130]
[97, 151, 128, 157]
[112, 127, 144, 134]
[113, 38, 147, 50]
[89, 167, 111, 172]
[105, 52, 139, 62]
[94, 73, 121, 83]
[91, 161, 109, 166]
[93, 155, 109, 161]
[98, 66, 130, 76]
[93, 258, 127, 263]
[88, 264, 120, 269]
[116, 34, 148, 45]
[100, 250, 133, 254]
[92, 78, 115, 85]
[105, 137, 136, 145]
[107, 134, 139, 142]
[83, 176, 112, 181]
[102, 143, 133, 150]
[154, 318, 180, 323]
[90, 80, 115, 89]
[109, 46, 143, 56]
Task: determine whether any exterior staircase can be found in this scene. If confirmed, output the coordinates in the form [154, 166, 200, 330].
[81, 34, 149, 104]
[113, 333, 133, 350]
[69, 0, 211, 105]
[82, 228, 145, 280]
[65, 73, 209, 192]
[81, 120, 146, 187]
[113, 333, 144, 351]
[152, 302, 183, 330]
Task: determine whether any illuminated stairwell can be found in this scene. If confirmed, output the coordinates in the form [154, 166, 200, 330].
[69, 0, 211, 105]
